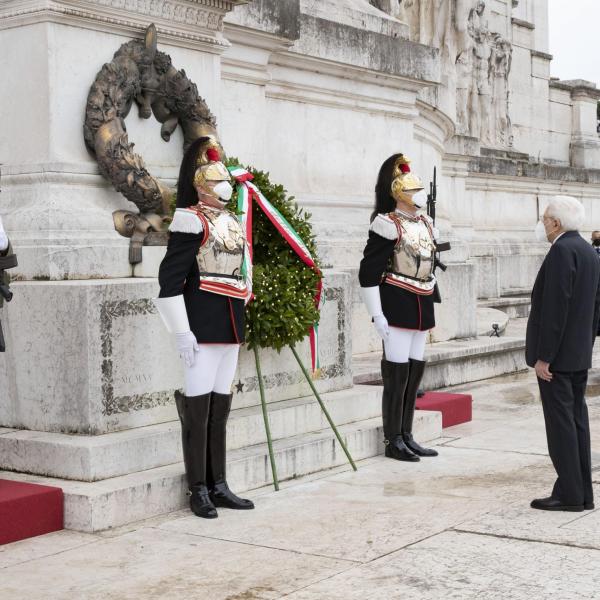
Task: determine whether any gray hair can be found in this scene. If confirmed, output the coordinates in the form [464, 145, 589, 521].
[546, 195, 585, 231]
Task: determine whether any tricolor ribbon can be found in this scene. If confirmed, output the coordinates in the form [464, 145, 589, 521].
[229, 166, 323, 372]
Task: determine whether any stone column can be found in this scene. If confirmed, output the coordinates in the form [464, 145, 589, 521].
[559, 80, 600, 169]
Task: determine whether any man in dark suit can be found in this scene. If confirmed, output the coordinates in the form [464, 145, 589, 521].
[527, 195, 600, 512]
[592, 230, 600, 257]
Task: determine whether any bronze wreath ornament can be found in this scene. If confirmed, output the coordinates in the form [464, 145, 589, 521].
[84, 24, 219, 261]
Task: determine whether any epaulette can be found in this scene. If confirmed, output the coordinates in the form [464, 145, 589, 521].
[369, 213, 399, 241]
[169, 208, 204, 234]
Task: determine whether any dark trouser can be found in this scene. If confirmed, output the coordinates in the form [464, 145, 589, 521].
[537, 370, 594, 506]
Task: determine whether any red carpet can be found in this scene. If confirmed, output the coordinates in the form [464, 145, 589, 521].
[0, 479, 64, 545]
[417, 391, 472, 428]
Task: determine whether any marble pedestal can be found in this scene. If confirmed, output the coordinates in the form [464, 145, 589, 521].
[0, 269, 352, 435]
[0, 267, 411, 531]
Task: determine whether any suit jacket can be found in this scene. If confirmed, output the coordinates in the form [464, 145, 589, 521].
[526, 231, 600, 371]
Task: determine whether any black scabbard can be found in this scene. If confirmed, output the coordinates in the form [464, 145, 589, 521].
[0, 318, 5, 352]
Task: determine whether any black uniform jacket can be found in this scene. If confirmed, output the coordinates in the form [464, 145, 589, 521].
[358, 215, 435, 331]
[526, 231, 600, 371]
[158, 231, 245, 344]
[0, 241, 15, 310]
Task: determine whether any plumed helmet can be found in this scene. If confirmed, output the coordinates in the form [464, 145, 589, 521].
[193, 135, 231, 191]
[390, 155, 423, 200]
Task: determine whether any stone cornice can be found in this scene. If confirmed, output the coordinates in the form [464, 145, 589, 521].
[0, 0, 247, 50]
[224, 0, 300, 41]
[530, 49, 553, 61]
[511, 17, 535, 30]
[293, 15, 440, 86]
[467, 155, 600, 184]
[549, 78, 600, 100]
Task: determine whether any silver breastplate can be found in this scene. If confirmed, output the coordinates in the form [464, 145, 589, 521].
[194, 206, 247, 299]
[385, 214, 436, 294]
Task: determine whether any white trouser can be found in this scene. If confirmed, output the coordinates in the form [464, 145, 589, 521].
[184, 344, 240, 396]
[383, 328, 427, 363]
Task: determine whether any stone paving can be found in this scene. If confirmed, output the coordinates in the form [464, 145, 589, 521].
[1, 369, 599, 599]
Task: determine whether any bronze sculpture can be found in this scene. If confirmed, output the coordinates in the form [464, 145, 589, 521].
[84, 24, 220, 260]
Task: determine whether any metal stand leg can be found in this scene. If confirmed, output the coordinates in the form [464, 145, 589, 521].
[253, 345, 280, 491]
[290, 345, 357, 471]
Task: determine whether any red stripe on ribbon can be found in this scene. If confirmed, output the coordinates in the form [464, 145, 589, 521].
[236, 181, 323, 372]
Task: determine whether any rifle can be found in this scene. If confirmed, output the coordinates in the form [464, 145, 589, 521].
[426, 167, 451, 274]
[427, 166, 437, 224]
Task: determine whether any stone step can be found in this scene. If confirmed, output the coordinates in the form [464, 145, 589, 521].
[0, 386, 381, 483]
[0, 409, 442, 532]
[477, 307, 509, 337]
[499, 288, 532, 298]
[479, 296, 531, 319]
[353, 332, 527, 389]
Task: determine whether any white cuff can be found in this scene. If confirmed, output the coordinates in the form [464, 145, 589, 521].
[152, 295, 191, 334]
[0, 232, 7, 252]
[360, 286, 383, 318]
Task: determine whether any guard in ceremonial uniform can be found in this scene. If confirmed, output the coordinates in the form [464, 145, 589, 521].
[359, 154, 439, 462]
[0, 215, 17, 353]
[154, 136, 254, 519]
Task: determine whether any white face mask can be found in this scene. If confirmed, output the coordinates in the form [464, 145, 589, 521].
[411, 189, 427, 209]
[213, 181, 233, 201]
[535, 220, 548, 243]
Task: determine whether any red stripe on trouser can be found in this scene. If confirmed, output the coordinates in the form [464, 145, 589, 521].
[228, 297, 240, 343]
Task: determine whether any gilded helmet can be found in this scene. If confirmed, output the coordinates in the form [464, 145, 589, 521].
[193, 136, 231, 197]
[390, 155, 423, 201]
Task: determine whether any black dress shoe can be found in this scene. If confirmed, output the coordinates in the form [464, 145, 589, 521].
[530, 497, 584, 512]
[384, 436, 420, 462]
[190, 484, 218, 519]
[210, 481, 255, 510]
[403, 433, 439, 457]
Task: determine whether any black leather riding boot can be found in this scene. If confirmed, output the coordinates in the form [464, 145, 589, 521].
[207, 392, 254, 510]
[174, 391, 218, 518]
[381, 359, 419, 462]
[402, 359, 438, 457]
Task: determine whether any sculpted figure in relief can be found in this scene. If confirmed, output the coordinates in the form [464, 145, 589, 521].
[372, 0, 513, 147]
[490, 33, 513, 146]
[394, 0, 450, 50]
[468, 1, 493, 144]
[454, 0, 478, 61]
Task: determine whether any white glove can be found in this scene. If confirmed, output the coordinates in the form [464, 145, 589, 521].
[0, 216, 8, 252]
[176, 331, 199, 368]
[373, 315, 390, 341]
[360, 286, 389, 341]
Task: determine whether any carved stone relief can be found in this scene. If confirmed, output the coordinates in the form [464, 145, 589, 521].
[84, 24, 219, 261]
[372, 0, 513, 148]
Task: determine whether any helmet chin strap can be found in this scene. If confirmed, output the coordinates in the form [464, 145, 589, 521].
[197, 188, 226, 208]
[395, 190, 421, 207]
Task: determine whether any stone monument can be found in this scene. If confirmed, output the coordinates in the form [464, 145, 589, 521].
[1, 0, 599, 531]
